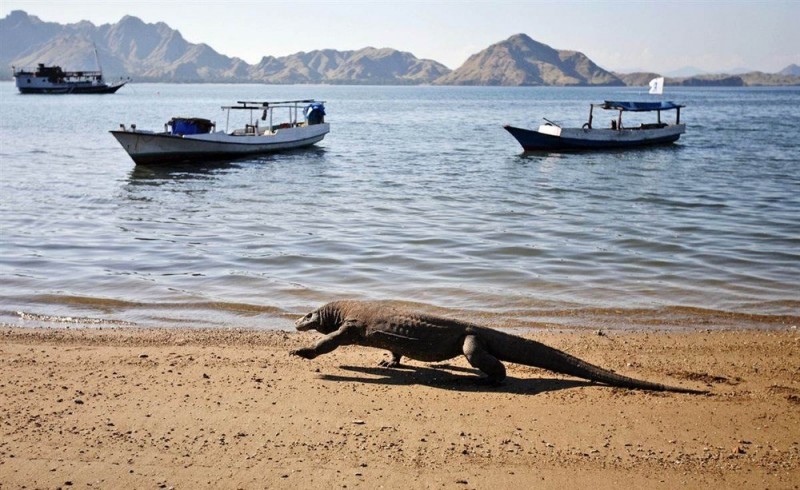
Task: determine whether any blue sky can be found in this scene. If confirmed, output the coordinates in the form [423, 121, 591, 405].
[3, 0, 798, 73]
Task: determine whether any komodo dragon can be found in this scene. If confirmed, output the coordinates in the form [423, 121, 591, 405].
[291, 300, 705, 393]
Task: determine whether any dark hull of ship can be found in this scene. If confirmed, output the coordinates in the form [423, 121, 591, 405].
[503, 124, 685, 152]
[17, 82, 127, 95]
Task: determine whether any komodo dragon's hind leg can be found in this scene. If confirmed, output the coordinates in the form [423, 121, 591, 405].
[463, 335, 506, 384]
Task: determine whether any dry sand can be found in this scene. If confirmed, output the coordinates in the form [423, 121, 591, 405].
[1, 325, 798, 489]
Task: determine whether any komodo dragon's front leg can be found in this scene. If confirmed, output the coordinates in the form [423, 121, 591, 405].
[291, 323, 360, 359]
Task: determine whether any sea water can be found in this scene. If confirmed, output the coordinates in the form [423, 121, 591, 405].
[0, 82, 798, 330]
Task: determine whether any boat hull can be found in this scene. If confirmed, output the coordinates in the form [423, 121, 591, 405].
[16, 81, 127, 94]
[504, 124, 685, 152]
[110, 123, 330, 165]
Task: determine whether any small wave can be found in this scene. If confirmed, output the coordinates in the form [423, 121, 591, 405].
[5, 310, 137, 327]
[25, 294, 295, 319]
[626, 195, 728, 209]
[461, 305, 797, 331]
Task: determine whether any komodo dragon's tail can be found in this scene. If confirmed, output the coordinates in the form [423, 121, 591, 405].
[484, 330, 706, 394]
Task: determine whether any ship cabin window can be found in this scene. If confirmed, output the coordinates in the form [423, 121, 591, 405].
[27, 79, 31, 83]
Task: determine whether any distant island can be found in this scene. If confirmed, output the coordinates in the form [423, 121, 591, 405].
[2, 10, 798, 87]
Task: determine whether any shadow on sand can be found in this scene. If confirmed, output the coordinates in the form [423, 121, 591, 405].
[320, 363, 593, 395]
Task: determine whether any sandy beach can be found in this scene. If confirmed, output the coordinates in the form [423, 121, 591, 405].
[1, 325, 798, 489]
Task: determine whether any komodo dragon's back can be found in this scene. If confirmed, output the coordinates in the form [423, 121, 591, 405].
[291, 300, 706, 394]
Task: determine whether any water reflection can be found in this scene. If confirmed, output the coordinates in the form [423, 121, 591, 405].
[128, 161, 238, 183]
[125, 145, 328, 184]
[518, 143, 683, 160]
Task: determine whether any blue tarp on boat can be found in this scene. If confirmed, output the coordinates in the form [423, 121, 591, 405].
[169, 117, 214, 135]
[602, 101, 683, 112]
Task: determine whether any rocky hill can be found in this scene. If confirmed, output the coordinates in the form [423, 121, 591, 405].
[250, 47, 450, 85]
[434, 34, 623, 86]
[618, 71, 800, 88]
[615, 72, 663, 87]
[2, 11, 246, 82]
[779, 64, 800, 76]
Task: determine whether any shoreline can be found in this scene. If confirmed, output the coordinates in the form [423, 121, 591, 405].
[1, 326, 798, 488]
[3, 301, 798, 333]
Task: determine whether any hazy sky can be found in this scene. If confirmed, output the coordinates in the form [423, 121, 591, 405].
[3, 0, 798, 73]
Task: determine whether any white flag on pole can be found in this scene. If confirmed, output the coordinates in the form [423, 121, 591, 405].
[649, 77, 664, 95]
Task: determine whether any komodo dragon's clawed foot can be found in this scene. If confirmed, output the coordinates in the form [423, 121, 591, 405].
[290, 348, 317, 359]
[379, 353, 403, 368]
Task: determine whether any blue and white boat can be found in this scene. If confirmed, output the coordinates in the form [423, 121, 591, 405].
[504, 101, 685, 152]
[111, 100, 329, 165]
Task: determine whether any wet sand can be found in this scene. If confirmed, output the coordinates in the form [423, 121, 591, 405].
[1, 326, 798, 489]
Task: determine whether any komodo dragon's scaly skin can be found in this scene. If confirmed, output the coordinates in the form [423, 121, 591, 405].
[290, 300, 706, 394]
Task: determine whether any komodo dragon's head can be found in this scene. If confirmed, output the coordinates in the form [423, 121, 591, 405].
[295, 302, 347, 333]
[295, 308, 324, 332]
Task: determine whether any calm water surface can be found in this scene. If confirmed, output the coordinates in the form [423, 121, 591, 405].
[0, 82, 798, 330]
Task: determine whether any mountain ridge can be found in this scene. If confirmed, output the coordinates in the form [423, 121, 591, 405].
[2, 11, 798, 86]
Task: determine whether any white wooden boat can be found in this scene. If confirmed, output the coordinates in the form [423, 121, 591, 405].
[110, 100, 329, 165]
[13, 63, 128, 94]
[504, 101, 685, 152]
[13, 45, 129, 94]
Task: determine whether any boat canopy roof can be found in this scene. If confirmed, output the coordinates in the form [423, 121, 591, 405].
[223, 99, 325, 110]
[599, 101, 684, 112]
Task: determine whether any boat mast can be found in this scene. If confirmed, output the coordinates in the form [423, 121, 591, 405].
[93, 42, 105, 84]
[93, 43, 102, 73]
